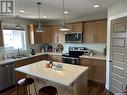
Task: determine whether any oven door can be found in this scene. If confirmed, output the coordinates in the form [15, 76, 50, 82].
[62, 56, 79, 65]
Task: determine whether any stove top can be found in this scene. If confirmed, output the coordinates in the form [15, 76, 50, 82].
[62, 53, 79, 58]
[62, 47, 86, 58]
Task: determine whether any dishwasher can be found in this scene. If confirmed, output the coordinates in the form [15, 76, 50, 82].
[0, 62, 16, 91]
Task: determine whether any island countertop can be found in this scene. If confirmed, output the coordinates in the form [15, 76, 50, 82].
[15, 60, 88, 86]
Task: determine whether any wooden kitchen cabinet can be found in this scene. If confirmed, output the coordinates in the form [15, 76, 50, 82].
[68, 22, 83, 32]
[83, 22, 95, 43]
[51, 25, 65, 43]
[80, 58, 93, 80]
[0, 22, 3, 46]
[48, 54, 62, 62]
[94, 20, 107, 43]
[92, 59, 106, 83]
[80, 58, 106, 83]
[28, 24, 42, 44]
[83, 20, 107, 43]
[41, 26, 52, 43]
[15, 54, 48, 81]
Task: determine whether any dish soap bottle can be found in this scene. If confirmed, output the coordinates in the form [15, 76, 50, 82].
[49, 61, 53, 68]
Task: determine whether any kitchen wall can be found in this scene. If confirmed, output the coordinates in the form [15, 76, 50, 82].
[106, 0, 127, 90]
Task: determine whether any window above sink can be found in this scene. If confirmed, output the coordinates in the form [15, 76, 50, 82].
[3, 29, 26, 50]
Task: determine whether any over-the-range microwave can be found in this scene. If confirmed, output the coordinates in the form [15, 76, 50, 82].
[65, 32, 82, 43]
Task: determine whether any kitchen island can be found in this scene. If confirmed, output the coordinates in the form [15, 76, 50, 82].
[15, 60, 88, 95]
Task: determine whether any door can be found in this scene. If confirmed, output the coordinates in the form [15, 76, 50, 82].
[110, 17, 127, 94]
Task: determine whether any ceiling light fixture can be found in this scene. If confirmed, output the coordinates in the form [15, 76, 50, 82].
[36, 2, 44, 32]
[93, 4, 100, 8]
[64, 11, 69, 14]
[19, 9, 24, 13]
[43, 15, 47, 18]
[60, 0, 69, 31]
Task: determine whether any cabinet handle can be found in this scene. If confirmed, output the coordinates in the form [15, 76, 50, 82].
[109, 60, 112, 63]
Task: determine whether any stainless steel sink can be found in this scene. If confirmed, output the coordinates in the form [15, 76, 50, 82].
[11, 54, 30, 59]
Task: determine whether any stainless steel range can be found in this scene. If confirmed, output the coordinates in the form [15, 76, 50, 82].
[62, 47, 86, 65]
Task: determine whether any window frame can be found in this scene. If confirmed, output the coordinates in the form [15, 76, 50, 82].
[3, 28, 27, 50]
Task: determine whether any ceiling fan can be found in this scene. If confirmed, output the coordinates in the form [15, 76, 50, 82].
[15, 23, 24, 29]
[14, 15, 25, 29]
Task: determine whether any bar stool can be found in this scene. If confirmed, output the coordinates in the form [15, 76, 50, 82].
[17, 78, 37, 95]
[38, 86, 58, 95]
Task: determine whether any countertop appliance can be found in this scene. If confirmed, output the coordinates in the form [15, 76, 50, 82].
[65, 32, 82, 43]
[0, 62, 16, 91]
[62, 47, 86, 65]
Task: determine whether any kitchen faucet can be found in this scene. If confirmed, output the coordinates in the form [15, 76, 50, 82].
[17, 48, 21, 57]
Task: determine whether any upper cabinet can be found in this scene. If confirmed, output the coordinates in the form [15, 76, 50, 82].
[28, 24, 42, 44]
[83, 20, 107, 43]
[0, 22, 3, 46]
[41, 26, 52, 43]
[68, 22, 83, 32]
[51, 26, 65, 43]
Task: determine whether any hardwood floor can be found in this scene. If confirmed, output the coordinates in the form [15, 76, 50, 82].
[0, 81, 113, 95]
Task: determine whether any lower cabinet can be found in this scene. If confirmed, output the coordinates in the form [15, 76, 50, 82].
[80, 58, 106, 83]
[15, 54, 48, 81]
[48, 55, 62, 62]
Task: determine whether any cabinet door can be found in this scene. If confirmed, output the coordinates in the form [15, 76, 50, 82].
[80, 58, 93, 80]
[69, 22, 83, 32]
[42, 26, 52, 43]
[28, 24, 42, 44]
[83, 22, 95, 43]
[0, 22, 3, 46]
[93, 59, 106, 83]
[51, 26, 59, 43]
[51, 26, 65, 43]
[94, 20, 107, 43]
[34, 25, 42, 43]
[48, 55, 62, 62]
[59, 32, 65, 43]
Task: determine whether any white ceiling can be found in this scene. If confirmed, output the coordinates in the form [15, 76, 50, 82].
[15, 0, 120, 20]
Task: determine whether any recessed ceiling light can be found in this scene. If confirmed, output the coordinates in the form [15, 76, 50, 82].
[93, 5, 100, 8]
[64, 11, 69, 14]
[19, 10, 24, 13]
[43, 16, 47, 18]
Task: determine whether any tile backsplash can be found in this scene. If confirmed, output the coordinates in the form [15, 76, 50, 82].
[0, 44, 42, 59]
[51, 43, 106, 55]
[0, 43, 106, 59]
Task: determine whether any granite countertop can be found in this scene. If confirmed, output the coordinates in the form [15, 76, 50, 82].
[0, 52, 63, 65]
[0, 52, 106, 65]
[15, 60, 88, 86]
[80, 55, 106, 60]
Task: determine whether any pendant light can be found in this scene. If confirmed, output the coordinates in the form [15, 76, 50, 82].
[60, 0, 69, 31]
[36, 2, 44, 32]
